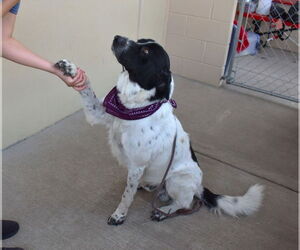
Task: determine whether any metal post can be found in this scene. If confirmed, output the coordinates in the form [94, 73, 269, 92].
[225, 0, 246, 83]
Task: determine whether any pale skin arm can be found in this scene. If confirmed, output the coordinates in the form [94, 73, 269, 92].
[1, 0, 86, 87]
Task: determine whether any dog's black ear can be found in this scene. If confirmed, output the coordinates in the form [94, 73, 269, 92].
[137, 38, 155, 43]
[150, 70, 172, 101]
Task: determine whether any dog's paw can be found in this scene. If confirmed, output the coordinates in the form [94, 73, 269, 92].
[138, 185, 157, 192]
[54, 59, 77, 77]
[107, 214, 126, 226]
[150, 210, 167, 222]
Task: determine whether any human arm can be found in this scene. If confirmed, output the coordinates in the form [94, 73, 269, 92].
[1, 8, 85, 87]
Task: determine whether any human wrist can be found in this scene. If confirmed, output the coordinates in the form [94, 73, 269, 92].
[48, 63, 61, 75]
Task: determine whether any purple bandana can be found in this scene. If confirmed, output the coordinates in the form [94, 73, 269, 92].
[103, 86, 177, 120]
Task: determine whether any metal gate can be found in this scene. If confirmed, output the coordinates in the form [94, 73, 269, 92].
[225, 0, 299, 103]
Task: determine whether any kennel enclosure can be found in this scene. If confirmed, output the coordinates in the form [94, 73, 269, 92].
[225, 0, 299, 102]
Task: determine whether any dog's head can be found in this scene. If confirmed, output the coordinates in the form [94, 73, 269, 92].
[112, 35, 172, 102]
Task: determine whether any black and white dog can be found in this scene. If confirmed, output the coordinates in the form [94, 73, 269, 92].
[55, 35, 263, 225]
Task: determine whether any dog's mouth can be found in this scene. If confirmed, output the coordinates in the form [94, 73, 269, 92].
[111, 35, 130, 61]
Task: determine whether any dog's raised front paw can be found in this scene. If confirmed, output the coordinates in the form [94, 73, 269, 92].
[150, 210, 167, 222]
[107, 214, 126, 226]
[54, 59, 77, 77]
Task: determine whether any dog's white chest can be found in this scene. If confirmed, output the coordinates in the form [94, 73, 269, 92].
[108, 120, 127, 164]
[108, 106, 175, 169]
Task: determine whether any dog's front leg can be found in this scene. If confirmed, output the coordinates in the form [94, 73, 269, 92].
[107, 166, 145, 225]
[55, 59, 112, 126]
[78, 84, 113, 126]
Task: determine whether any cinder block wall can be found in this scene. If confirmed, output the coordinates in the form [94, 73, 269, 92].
[166, 0, 237, 86]
[2, 0, 169, 148]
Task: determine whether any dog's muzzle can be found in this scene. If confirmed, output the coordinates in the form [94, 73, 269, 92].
[112, 35, 130, 59]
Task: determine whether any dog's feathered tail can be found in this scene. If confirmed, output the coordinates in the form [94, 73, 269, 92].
[198, 184, 264, 217]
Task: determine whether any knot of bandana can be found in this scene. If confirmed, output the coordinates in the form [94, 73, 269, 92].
[103, 87, 177, 120]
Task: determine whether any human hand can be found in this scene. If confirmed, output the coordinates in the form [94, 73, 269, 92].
[54, 67, 87, 90]
[71, 68, 88, 91]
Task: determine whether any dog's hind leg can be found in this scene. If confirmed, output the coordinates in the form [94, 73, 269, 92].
[138, 184, 157, 192]
[107, 166, 145, 225]
[151, 189, 194, 221]
[151, 172, 199, 221]
[138, 184, 171, 202]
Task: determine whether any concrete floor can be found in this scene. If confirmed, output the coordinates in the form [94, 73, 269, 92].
[234, 47, 298, 102]
[2, 76, 298, 250]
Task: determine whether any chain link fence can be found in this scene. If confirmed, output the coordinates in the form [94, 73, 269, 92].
[225, 0, 299, 102]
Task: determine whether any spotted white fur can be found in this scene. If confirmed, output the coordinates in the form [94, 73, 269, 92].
[56, 60, 264, 225]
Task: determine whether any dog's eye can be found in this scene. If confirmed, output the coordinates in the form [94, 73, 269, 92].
[141, 47, 149, 55]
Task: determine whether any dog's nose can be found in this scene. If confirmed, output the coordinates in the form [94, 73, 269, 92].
[112, 35, 129, 58]
[114, 35, 127, 44]
[114, 35, 121, 41]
